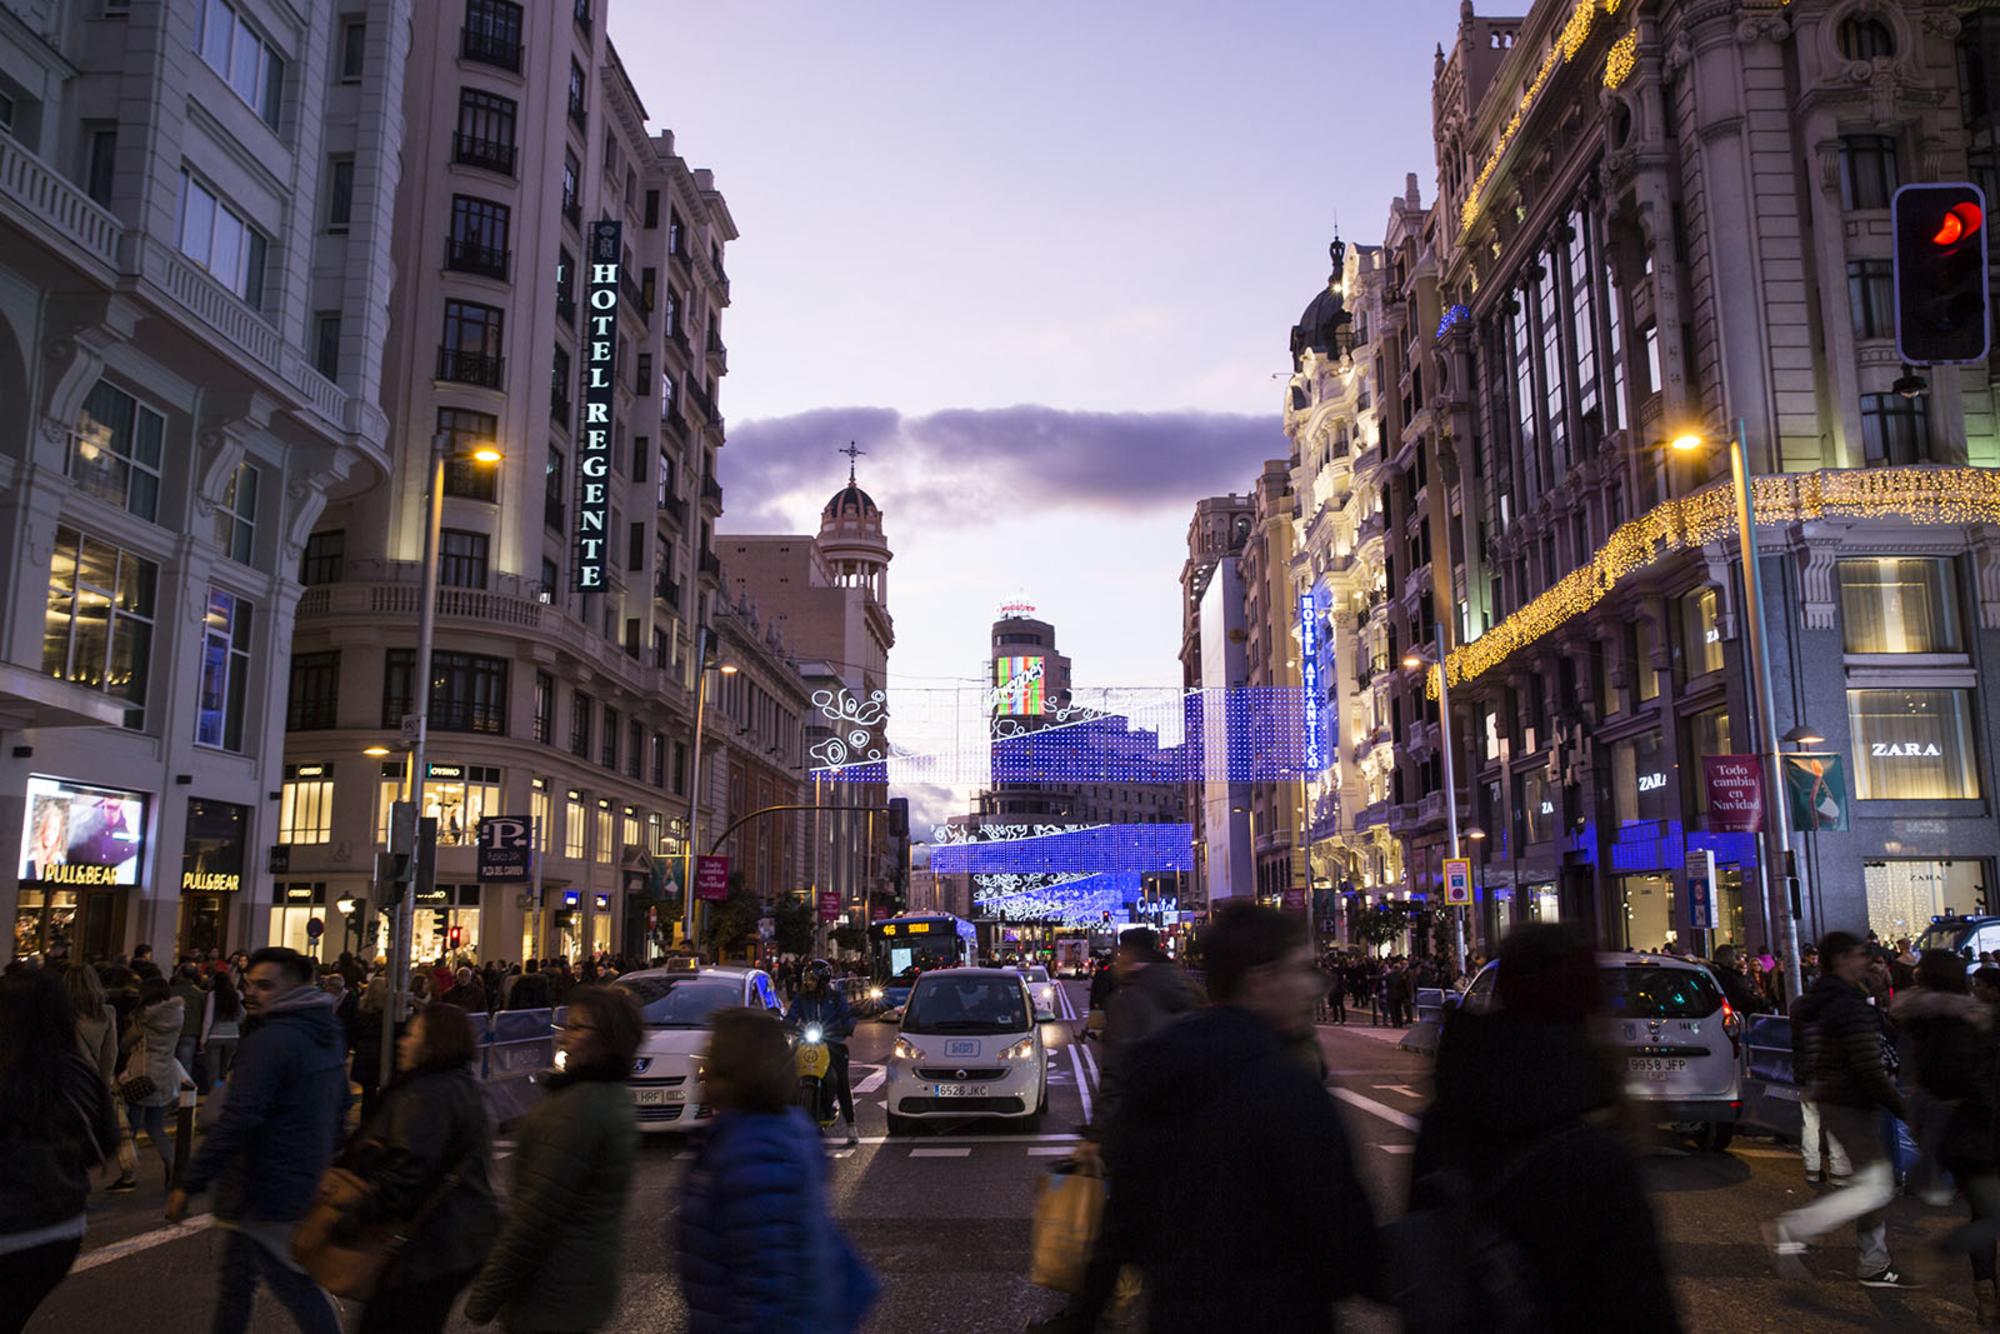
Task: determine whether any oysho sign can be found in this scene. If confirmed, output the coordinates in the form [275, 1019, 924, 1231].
[576, 219, 622, 591]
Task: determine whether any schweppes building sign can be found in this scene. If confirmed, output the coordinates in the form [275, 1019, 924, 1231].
[35, 863, 123, 886]
[182, 871, 242, 893]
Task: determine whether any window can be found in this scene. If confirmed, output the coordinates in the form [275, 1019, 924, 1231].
[595, 801, 613, 863]
[561, 151, 581, 223]
[551, 344, 571, 424]
[1521, 770, 1553, 844]
[651, 731, 666, 786]
[437, 407, 499, 501]
[214, 462, 257, 564]
[1641, 322, 1661, 397]
[382, 649, 507, 734]
[195, 587, 253, 751]
[85, 127, 117, 206]
[178, 170, 266, 306]
[325, 156, 354, 231]
[556, 247, 577, 322]
[532, 778, 552, 852]
[454, 89, 517, 175]
[1849, 688, 1981, 799]
[1685, 706, 1733, 824]
[446, 194, 510, 279]
[1839, 134, 1899, 210]
[1839, 557, 1963, 653]
[439, 299, 504, 388]
[461, 0, 523, 71]
[420, 764, 500, 847]
[300, 530, 344, 585]
[71, 381, 163, 521]
[603, 707, 620, 768]
[565, 792, 586, 859]
[1847, 259, 1894, 340]
[1677, 586, 1724, 677]
[571, 692, 593, 758]
[43, 525, 155, 728]
[339, 18, 366, 81]
[643, 189, 659, 229]
[1860, 392, 1929, 465]
[673, 741, 688, 796]
[196, 0, 283, 125]
[623, 807, 639, 849]
[286, 650, 339, 730]
[1612, 730, 1670, 825]
[540, 557, 559, 602]
[314, 312, 341, 379]
[439, 529, 490, 589]
[279, 764, 334, 844]
[1602, 259, 1627, 433]
[574, 0, 592, 30]
[544, 447, 565, 530]
[1839, 16, 1895, 60]
[627, 522, 644, 571]
[1633, 617, 1661, 702]
[567, 59, 587, 128]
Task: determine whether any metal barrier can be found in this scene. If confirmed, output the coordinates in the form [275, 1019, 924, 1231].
[1399, 987, 1449, 1055]
[470, 1006, 560, 1125]
[1739, 1012, 1803, 1138]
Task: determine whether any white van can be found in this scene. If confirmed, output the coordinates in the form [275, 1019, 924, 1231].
[1460, 951, 1743, 1150]
[885, 967, 1047, 1135]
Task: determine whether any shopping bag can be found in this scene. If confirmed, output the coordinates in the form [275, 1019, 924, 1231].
[1029, 1160, 1106, 1293]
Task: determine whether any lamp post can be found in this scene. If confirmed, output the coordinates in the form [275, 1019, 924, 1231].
[1669, 422, 1804, 1001]
[381, 433, 500, 1081]
[1404, 622, 1464, 970]
[680, 624, 736, 954]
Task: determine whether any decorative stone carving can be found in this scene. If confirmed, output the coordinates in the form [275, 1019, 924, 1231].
[1975, 538, 2000, 631]
[1798, 541, 1843, 631]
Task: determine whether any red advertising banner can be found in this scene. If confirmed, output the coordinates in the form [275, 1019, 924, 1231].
[818, 890, 842, 922]
[695, 855, 730, 901]
[1281, 889, 1307, 914]
[1703, 755, 1764, 833]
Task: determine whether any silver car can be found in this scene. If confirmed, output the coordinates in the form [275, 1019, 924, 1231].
[1460, 951, 1743, 1150]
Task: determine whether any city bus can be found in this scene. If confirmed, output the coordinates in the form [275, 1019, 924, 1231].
[868, 913, 978, 1010]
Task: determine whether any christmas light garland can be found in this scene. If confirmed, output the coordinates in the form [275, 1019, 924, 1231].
[1441, 467, 2000, 695]
[1604, 28, 1637, 88]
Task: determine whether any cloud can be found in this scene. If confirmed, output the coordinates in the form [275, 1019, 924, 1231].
[715, 404, 1285, 533]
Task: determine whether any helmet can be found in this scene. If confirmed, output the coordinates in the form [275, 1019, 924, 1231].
[806, 958, 833, 988]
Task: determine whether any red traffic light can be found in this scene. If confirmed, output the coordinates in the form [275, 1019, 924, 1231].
[1932, 201, 1984, 247]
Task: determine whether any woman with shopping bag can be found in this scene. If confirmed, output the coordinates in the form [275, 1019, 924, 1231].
[117, 976, 186, 1189]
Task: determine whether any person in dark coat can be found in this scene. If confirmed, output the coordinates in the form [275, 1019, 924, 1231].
[463, 986, 641, 1332]
[352, 976, 394, 1130]
[339, 1005, 500, 1333]
[1089, 928, 1199, 1142]
[1405, 924, 1681, 1333]
[1067, 903, 1376, 1334]
[1896, 949, 2000, 1323]
[1711, 945, 1767, 1016]
[675, 1008, 878, 1333]
[0, 970, 119, 1332]
[442, 966, 488, 1015]
[505, 960, 552, 1011]
[169, 947, 347, 1334]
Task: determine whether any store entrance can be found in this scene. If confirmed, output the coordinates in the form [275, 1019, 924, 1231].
[179, 892, 231, 957]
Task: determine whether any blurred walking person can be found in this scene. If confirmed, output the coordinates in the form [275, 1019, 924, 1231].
[65, 964, 138, 1192]
[463, 986, 640, 1332]
[352, 975, 394, 1130]
[168, 947, 346, 1334]
[1763, 931, 1917, 1289]
[675, 1008, 879, 1332]
[119, 974, 185, 1189]
[338, 1005, 499, 1333]
[200, 968, 244, 1093]
[1403, 924, 1680, 1332]
[0, 970, 120, 1334]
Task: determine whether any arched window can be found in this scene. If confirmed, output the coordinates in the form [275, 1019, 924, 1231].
[1838, 15, 1895, 61]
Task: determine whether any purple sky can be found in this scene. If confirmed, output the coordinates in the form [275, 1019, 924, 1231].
[621, 1, 1467, 819]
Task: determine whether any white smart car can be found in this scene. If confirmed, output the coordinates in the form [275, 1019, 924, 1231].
[1017, 965, 1059, 1022]
[886, 967, 1047, 1135]
[613, 966, 781, 1133]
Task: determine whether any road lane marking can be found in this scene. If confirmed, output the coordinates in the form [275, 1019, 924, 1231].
[674, 1149, 696, 1160]
[1028, 1146, 1075, 1156]
[867, 1131, 1082, 1145]
[1075, 1034, 1100, 1093]
[1376, 1144, 1417, 1155]
[1372, 1084, 1424, 1100]
[852, 1063, 887, 1095]
[73, 1216, 216, 1272]
[909, 1147, 972, 1158]
[1068, 1044, 1094, 1125]
[1331, 1086, 1422, 1133]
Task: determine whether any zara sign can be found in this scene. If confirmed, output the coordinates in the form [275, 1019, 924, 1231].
[576, 219, 622, 591]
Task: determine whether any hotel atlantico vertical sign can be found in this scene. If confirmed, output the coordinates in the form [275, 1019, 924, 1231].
[576, 220, 622, 590]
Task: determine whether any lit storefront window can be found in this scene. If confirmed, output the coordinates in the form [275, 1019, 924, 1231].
[1839, 558, 1963, 654]
[279, 764, 334, 844]
[647, 811, 663, 855]
[414, 884, 482, 962]
[269, 882, 329, 957]
[1848, 688, 1981, 799]
[376, 763, 501, 845]
[1865, 859, 1987, 940]
[1520, 770, 1554, 845]
[1612, 730, 1669, 826]
[532, 778, 552, 852]
[623, 807, 641, 852]
[1677, 586, 1723, 678]
[565, 792, 586, 859]
[1684, 708, 1732, 824]
[595, 799, 614, 864]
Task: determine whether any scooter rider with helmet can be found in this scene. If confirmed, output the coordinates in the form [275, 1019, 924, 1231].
[784, 959, 859, 1146]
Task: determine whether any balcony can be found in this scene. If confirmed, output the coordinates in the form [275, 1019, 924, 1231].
[687, 380, 717, 426]
[660, 408, 688, 444]
[451, 133, 516, 177]
[459, 25, 522, 72]
[699, 548, 721, 579]
[701, 475, 723, 510]
[656, 576, 682, 608]
[621, 273, 652, 324]
[670, 246, 691, 275]
[444, 237, 509, 281]
[706, 330, 728, 373]
[658, 492, 687, 523]
[668, 326, 693, 363]
[437, 347, 504, 388]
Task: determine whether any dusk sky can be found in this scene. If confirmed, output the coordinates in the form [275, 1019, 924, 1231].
[622, 1, 1466, 820]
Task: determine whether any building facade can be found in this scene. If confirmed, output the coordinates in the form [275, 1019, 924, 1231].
[1179, 495, 1254, 907]
[280, 0, 738, 966]
[1240, 458, 1305, 904]
[1, 0, 409, 962]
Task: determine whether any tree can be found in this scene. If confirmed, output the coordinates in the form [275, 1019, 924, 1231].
[1351, 900, 1418, 951]
[703, 880, 762, 959]
[830, 924, 867, 956]
[773, 895, 815, 956]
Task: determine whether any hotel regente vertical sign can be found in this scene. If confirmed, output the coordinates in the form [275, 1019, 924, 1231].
[577, 220, 622, 590]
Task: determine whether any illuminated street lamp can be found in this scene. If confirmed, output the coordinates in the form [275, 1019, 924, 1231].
[1404, 630, 1464, 968]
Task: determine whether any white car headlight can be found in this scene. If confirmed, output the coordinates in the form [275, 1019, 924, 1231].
[892, 1037, 926, 1061]
[803, 1025, 824, 1044]
[868, 986, 884, 1001]
[1000, 1039, 1037, 1062]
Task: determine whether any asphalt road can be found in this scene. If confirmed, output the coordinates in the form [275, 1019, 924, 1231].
[31, 980, 1994, 1331]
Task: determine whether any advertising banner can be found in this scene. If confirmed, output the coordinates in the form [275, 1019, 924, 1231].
[1702, 755, 1764, 833]
[1784, 753, 1850, 832]
[819, 889, 842, 922]
[695, 855, 730, 901]
[19, 776, 146, 887]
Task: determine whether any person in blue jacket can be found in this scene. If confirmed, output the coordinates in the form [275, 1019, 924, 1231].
[784, 959, 858, 1146]
[676, 1008, 878, 1333]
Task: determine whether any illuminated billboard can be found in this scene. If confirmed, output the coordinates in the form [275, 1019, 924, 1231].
[576, 219, 622, 590]
[995, 655, 1044, 716]
[19, 776, 147, 887]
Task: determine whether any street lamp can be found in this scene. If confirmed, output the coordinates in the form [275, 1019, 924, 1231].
[681, 628, 740, 954]
[1667, 421, 1804, 1001]
[1404, 628, 1465, 968]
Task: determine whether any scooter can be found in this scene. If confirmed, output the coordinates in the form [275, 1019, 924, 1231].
[793, 1025, 838, 1128]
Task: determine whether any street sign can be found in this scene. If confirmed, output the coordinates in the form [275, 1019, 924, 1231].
[1684, 847, 1717, 931]
[818, 890, 841, 922]
[695, 855, 730, 901]
[757, 916, 775, 941]
[268, 844, 290, 875]
[476, 815, 533, 882]
[1442, 857, 1473, 907]
[305, 917, 324, 939]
